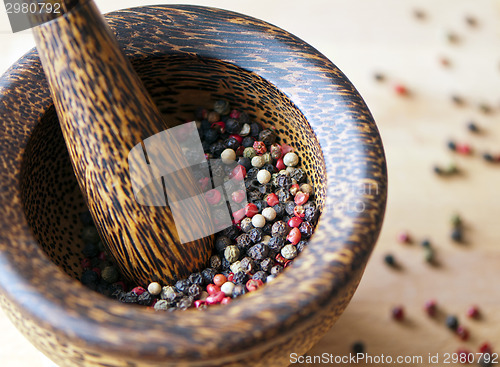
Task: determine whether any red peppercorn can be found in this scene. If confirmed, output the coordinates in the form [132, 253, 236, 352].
[397, 231, 411, 244]
[131, 287, 146, 296]
[229, 109, 240, 119]
[98, 251, 107, 261]
[221, 297, 232, 305]
[227, 272, 234, 282]
[276, 158, 286, 171]
[253, 141, 267, 155]
[286, 227, 301, 245]
[284, 260, 292, 268]
[456, 326, 469, 341]
[467, 305, 480, 319]
[81, 258, 91, 269]
[246, 279, 264, 292]
[213, 274, 227, 287]
[231, 189, 246, 203]
[479, 342, 492, 354]
[288, 216, 303, 228]
[293, 205, 305, 218]
[194, 299, 206, 308]
[266, 193, 279, 207]
[294, 192, 309, 206]
[281, 144, 293, 154]
[211, 121, 225, 132]
[456, 143, 472, 155]
[392, 306, 405, 321]
[230, 165, 246, 181]
[424, 300, 437, 317]
[244, 203, 259, 218]
[289, 183, 300, 196]
[205, 189, 222, 205]
[394, 84, 408, 96]
[232, 208, 246, 223]
[228, 135, 242, 145]
[206, 291, 225, 305]
[235, 146, 245, 156]
[275, 253, 286, 264]
[206, 284, 221, 295]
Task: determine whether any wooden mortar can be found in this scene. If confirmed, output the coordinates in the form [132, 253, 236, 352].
[0, 5, 387, 367]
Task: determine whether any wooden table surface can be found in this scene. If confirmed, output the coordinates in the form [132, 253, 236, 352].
[1, 0, 499, 366]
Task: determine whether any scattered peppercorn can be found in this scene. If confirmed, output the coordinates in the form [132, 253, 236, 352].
[446, 315, 459, 330]
[384, 254, 396, 267]
[392, 306, 405, 321]
[424, 300, 437, 317]
[466, 305, 480, 319]
[352, 341, 365, 354]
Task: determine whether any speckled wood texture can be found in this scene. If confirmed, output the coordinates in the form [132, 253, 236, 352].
[0, 4, 387, 367]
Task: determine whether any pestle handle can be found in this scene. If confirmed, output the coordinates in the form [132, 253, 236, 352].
[31, 0, 214, 286]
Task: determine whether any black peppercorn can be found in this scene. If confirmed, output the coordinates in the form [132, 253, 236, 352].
[250, 122, 263, 137]
[204, 128, 220, 144]
[233, 271, 249, 285]
[258, 129, 276, 145]
[248, 228, 263, 243]
[296, 240, 308, 252]
[95, 283, 112, 298]
[225, 118, 242, 134]
[236, 233, 252, 250]
[188, 284, 202, 298]
[304, 206, 319, 223]
[262, 163, 277, 174]
[224, 136, 241, 150]
[273, 203, 285, 218]
[384, 254, 396, 267]
[446, 315, 459, 330]
[252, 271, 268, 283]
[188, 272, 204, 286]
[209, 255, 222, 270]
[119, 291, 138, 304]
[260, 257, 274, 272]
[247, 243, 269, 260]
[262, 222, 273, 235]
[276, 175, 292, 189]
[242, 136, 255, 148]
[177, 296, 194, 310]
[246, 167, 259, 180]
[232, 284, 247, 298]
[290, 168, 306, 183]
[252, 199, 268, 212]
[272, 221, 290, 237]
[268, 236, 285, 251]
[137, 291, 154, 306]
[215, 235, 232, 253]
[352, 341, 365, 354]
[299, 222, 314, 238]
[201, 268, 217, 284]
[285, 201, 296, 216]
[223, 225, 240, 241]
[81, 226, 100, 244]
[237, 157, 252, 171]
[82, 242, 100, 258]
[240, 256, 256, 274]
[81, 269, 99, 288]
[175, 279, 191, 294]
[276, 188, 291, 203]
[209, 141, 226, 158]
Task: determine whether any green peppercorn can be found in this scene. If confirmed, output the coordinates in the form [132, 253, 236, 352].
[224, 245, 240, 263]
[101, 266, 119, 284]
[243, 147, 257, 159]
[214, 100, 230, 115]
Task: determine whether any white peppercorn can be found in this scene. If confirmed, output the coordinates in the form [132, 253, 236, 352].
[221, 281, 235, 296]
[281, 244, 298, 259]
[230, 260, 242, 274]
[283, 152, 299, 167]
[224, 245, 240, 263]
[221, 148, 236, 164]
[257, 169, 271, 184]
[252, 214, 266, 228]
[160, 285, 176, 300]
[262, 207, 276, 221]
[147, 282, 162, 296]
[300, 183, 313, 195]
[251, 155, 265, 168]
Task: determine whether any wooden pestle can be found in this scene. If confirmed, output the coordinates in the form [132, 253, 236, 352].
[30, 0, 214, 286]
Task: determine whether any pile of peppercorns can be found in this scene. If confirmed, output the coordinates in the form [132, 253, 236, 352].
[78, 100, 319, 311]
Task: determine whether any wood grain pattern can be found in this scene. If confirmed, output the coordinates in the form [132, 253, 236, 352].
[31, 0, 214, 286]
[0, 4, 386, 367]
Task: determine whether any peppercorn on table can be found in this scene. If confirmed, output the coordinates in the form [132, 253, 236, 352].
[1, 0, 500, 366]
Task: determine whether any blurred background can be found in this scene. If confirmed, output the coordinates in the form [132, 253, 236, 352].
[1, 0, 499, 366]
